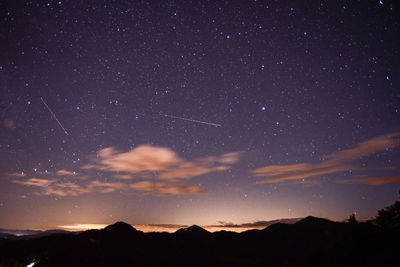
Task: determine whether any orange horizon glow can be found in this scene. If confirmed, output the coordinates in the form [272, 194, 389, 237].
[55, 217, 307, 233]
[58, 224, 109, 231]
[55, 223, 275, 233]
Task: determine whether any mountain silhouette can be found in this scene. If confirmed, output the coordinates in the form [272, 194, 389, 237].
[104, 221, 135, 232]
[0, 229, 76, 241]
[0, 216, 399, 266]
[0, 228, 42, 237]
[175, 224, 210, 236]
[295, 215, 336, 226]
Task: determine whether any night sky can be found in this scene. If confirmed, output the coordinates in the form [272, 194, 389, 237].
[1, 0, 399, 232]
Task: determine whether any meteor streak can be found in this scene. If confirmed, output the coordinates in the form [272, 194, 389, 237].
[40, 97, 69, 135]
[159, 113, 221, 127]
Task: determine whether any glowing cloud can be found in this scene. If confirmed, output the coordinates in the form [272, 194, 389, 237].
[56, 170, 76, 176]
[12, 145, 241, 197]
[130, 181, 206, 196]
[84, 145, 241, 180]
[8, 172, 26, 178]
[252, 132, 400, 184]
[12, 178, 54, 187]
[339, 176, 400, 185]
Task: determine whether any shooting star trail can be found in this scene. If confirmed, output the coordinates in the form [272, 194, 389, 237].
[159, 113, 221, 127]
[40, 97, 69, 135]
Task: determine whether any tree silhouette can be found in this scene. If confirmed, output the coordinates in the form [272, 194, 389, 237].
[347, 213, 357, 224]
[375, 190, 400, 229]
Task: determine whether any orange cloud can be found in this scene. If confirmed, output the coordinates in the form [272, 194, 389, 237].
[252, 163, 313, 177]
[12, 177, 206, 197]
[56, 170, 76, 176]
[84, 145, 241, 180]
[339, 176, 400, 185]
[12, 178, 111, 197]
[3, 119, 15, 129]
[325, 133, 400, 165]
[93, 145, 181, 173]
[8, 172, 26, 178]
[293, 179, 321, 186]
[257, 165, 358, 184]
[113, 174, 134, 179]
[12, 178, 53, 187]
[10, 145, 240, 197]
[130, 181, 206, 196]
[87, 180, 126, 193]
[252, 132, 400, 184]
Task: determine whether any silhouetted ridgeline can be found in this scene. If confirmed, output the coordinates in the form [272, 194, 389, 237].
[1, 197, 399, 266]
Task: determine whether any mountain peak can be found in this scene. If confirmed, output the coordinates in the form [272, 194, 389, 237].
[187, 224, 207, 231]
[296, 216, 333, 225]
[104, 221, 136, 232]
[176, 225, 209, 235]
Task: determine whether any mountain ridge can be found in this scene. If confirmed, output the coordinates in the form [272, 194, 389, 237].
[0, 216, 398, 266]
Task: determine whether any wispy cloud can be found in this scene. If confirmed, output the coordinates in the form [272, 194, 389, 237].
[11, 178, 118, 197]
[9, 170, 77, 178]
[209, 218, 302, 228]
[252, 132, 400, 184]
[12, 178, 53, 187]
[113, 174, 134, 179]
[130, 181, 206, 196]
[12, 178, 207, 197]
[56, 170, 77, 176]
[3, 119, 15, 129]
[339, 176, 400, 185]
[12, 179, 90, 197]
[11, 145, 242, 197]
[8, 172, 27, 178]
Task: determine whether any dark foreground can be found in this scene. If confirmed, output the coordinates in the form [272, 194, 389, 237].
[0, 216, 399, 267]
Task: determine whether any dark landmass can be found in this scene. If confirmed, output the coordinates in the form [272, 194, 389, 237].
[0, 229, 79, 241]
[1, 197, 399, 267]
[0, 229, 43, 237]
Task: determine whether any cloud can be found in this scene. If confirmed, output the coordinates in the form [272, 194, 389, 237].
[12, 178, 206, 197]
[252, 163, 312, 176]
[324, 133, 400, 165]
[130, 181, 206, 196]
[84, 145, 241, 180]
[252, 132, 400, 184]
[158, 163, 229, 180]
[293, 179, 321, 186]
[3, 119, 15, 129]
[11, 145, 241, 197]
[56, 170, 76, 176]
[8, 172, 26, 177]
[147, 223, 189, 228]
[210, 218, 302, 228]
[11, 170, 78, 178]
[91, 145, 182, 174]
[87, 181, 126, 193]
[339, 176, 400, 185]
[12, 178, 53, 187]
[12, 178, 111, 197]
[257, 165, 358, 184]
[41, 180, 125, 197]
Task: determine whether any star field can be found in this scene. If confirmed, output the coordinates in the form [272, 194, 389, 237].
[0, 0, 399, 231]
